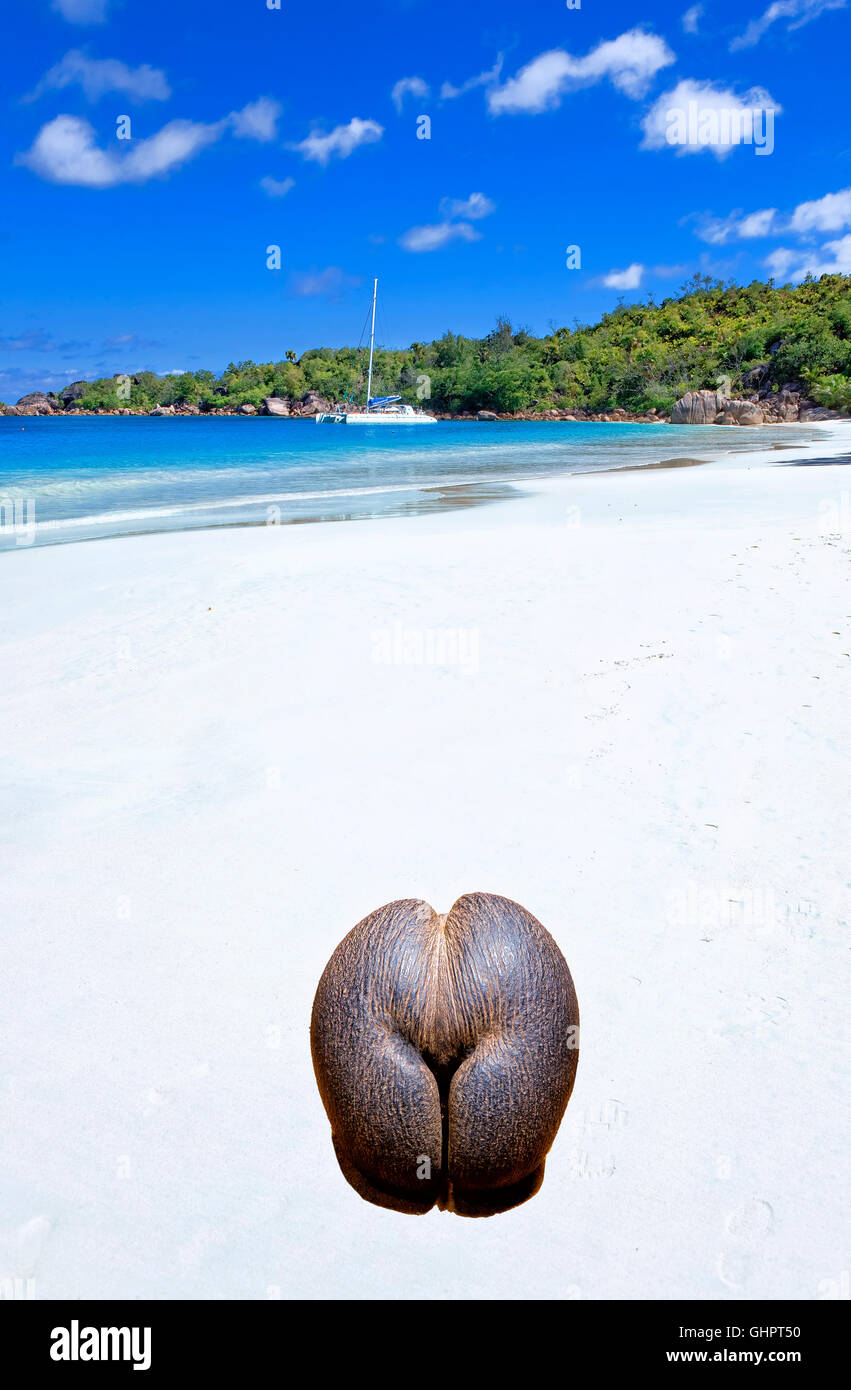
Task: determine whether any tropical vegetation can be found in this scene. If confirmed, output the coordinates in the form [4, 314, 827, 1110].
[22, 273, 851, 415]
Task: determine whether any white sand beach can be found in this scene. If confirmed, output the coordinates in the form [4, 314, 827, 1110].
[1, 423, 850, 1300]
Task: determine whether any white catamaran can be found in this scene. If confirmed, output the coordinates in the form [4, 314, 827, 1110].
[316, 279, 438, 425]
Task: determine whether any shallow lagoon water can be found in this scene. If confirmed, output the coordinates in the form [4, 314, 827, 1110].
[0, 415, 825, 549]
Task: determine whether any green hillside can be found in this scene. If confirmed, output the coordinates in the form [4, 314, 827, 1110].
[54, 272, 851, 415]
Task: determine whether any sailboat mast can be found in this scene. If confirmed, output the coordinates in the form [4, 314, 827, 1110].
[366, 278, 378, 412]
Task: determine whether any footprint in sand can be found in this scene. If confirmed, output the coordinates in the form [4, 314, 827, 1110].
[712, 993, 791, 1041]
[0, 1214, 52, 1298]
[567, 1099, 630, 1179]
[716, 1198, 775, 1290]
[142, 1060, 211, 1117]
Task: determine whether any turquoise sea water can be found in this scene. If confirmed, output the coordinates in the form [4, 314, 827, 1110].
[0, 415, 823, 550]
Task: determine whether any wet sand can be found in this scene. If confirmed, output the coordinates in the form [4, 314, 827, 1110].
[592, 456, 708, 474]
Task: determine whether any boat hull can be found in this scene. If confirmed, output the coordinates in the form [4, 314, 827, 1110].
[316, 412, 437, 425]
[344, 413, 437, 425]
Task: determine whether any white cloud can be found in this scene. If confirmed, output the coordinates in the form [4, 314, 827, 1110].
[789, 187, 851, 233]
[488, 51, 571, 114]
[112, 120, 224, 182]
[814, 233, 851, 271]
[641, 79, 780, 157]
[230, 98, 282, 142]
[737, 209, 779, 237]
[594, 261, 687, 289]
[17, 113, 225, 187]
[26, 51, 171, 103]
[260, 175, 295, 198]
[18, 95, 289, 188]
[399, 222, 481, 253]
[763, 247, 799, 279]
[438, 192, 495, 221]
[51, 0, 110, 21]
[693, 186, 851, 245]
[730, 0, 845, 51]
[292, 117, 383, 165]
[602, 263, 645, 289]
[695, 206, 779, 243]
[488, 30, 675, 115]
[289, 267, 361, 297]
[400, 190, 495, 251]
[682, 4, 704, 31]
[391, 76, 429, 113]
[765, 234, 851, 280]
[441, 56, 504, 101]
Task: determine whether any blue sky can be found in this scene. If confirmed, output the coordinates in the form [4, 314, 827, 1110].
[2, 0, 850, 400]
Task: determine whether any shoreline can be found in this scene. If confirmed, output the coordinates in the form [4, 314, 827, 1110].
[6, 407, 849, 427]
